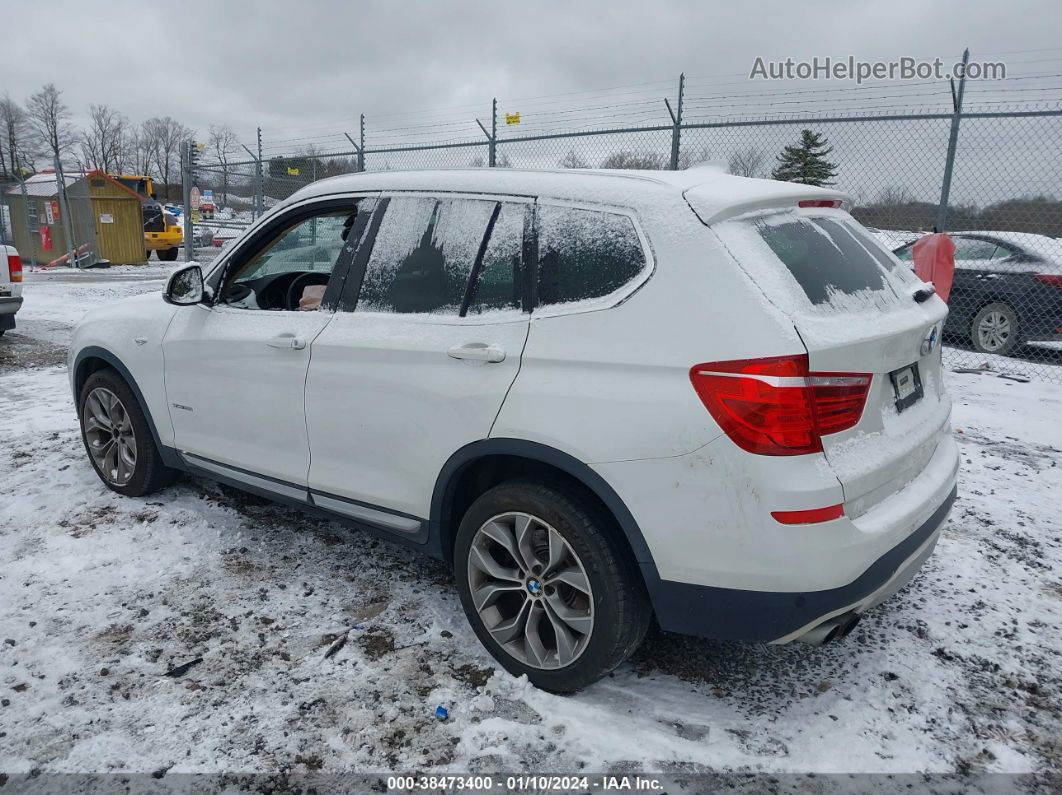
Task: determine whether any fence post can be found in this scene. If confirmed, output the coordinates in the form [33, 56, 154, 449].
[17, 177, 34, 262]
[935, 48, 969, 232]
[490, 98, 497, 167]
[359, 114, 366, 173]
[182, 141, 194, 262]
[53, 158, 79, 268]
[666, 73, 685, 170]
[256, 127, 264, 218]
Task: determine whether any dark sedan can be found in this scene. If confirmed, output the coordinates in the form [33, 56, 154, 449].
[894, 232, 1062, 356]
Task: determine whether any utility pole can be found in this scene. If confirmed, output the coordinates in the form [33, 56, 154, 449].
[936, 48, 970, 232]
[666, 73, 685, 171]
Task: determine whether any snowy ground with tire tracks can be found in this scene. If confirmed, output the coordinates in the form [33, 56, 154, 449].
[1, 269, 1060, 787]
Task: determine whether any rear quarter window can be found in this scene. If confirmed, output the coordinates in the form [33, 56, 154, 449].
[535, 204, 647, 311]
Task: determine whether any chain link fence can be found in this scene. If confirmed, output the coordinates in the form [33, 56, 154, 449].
[182, 92, 1062, 383]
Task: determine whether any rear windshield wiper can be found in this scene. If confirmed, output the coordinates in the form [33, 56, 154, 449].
[913, 285, 936, 303]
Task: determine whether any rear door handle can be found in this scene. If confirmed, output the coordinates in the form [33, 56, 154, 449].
[447, 342, 506, 364]
[267, 334, 307, 350]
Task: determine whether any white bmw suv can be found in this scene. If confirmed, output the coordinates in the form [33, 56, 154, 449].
[70, 167, 959, 692]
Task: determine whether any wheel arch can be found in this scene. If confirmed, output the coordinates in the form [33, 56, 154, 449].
[72, 346, 177, 467]
[430, 439, 656, 573]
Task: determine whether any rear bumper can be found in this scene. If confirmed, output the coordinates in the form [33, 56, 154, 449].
[644, 484, 955, 642]
[0, 295, 21, 330]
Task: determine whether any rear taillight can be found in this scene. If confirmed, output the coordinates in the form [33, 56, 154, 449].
[689, 354, 871, 456]
[7, 254, 22, 282]
[798, 199, 843, 209]
[1034, 273, 1062, 288]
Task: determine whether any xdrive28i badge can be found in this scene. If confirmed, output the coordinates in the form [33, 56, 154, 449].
[921, 323, 941, 356]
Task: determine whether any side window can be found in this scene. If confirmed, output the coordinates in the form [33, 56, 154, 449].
[535, 205, 647, 309]
[953, 238, 999, 261]
[358, 197, 496, 315]
[219, 207, 356, 311]
[466, 202, 526, 315]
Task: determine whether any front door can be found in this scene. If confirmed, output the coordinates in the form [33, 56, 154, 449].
[305, 195, 532, 524]
[163, 197, 371, 489]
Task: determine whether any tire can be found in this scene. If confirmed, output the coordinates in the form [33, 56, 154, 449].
[971, 301, 1021, 356]
[157, 247, 179, 262]
[78, 369, 178, 497]
[454, 480, 651, 693]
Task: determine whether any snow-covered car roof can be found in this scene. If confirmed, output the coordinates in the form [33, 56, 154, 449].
[286, 166, 848, 223]
[947, 230, 1061, 262]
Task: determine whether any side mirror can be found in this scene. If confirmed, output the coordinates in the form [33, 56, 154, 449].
[163, 264, 205, 305]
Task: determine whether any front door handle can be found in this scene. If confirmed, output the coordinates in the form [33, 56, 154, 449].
[447, 342, 506, 364]
[267, 334, 307, 351]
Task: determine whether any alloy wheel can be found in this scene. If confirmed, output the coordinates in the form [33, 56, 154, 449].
[83, 387, 137, 486]
[467, 512, 594, 669]
[977, 310, 1012, 353]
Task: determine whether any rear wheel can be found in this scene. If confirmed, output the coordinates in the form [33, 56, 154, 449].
[157, 247, 179, 262]
[971, 301, 1020, 356]
[78, 369, 177, 497]
[454, 480, 650, 693]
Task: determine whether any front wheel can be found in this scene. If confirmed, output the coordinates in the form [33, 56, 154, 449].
[78, 369, 177, 496]
[454, 481, 650, 693]
[971, 301, 1021, 356]
[156, 247, 179, 262]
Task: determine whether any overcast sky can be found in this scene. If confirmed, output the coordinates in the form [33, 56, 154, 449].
[4, 0, 1059, 149]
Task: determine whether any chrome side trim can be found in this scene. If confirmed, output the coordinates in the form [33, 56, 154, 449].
[310, 493, 422, 534]
[180, 452, 308, 501]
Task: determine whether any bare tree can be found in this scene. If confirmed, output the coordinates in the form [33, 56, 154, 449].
[599, 151, 665, 170]
[727, 147, 767, 178]
[207, 124, 239, 205]
[126, 127, 153, 177]
[26, 83, 76, 165]
[80, 104, 129, 173]
[141, 116, 192, 201]
[0, 93, 34, 178]
[559, 149, 589, 168]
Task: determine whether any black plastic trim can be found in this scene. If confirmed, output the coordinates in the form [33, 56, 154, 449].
[644, 485, 957, 642]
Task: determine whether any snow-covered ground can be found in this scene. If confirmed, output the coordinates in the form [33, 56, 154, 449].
[1, 271, 1061, 784]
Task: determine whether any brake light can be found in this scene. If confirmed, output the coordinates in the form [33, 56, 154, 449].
[7, 254, 22, 282]
[689, 354, 871, 456]
[798, 199, 843, 209]
[771, 504, 845, 524]
[1034, 273, 1062, 288]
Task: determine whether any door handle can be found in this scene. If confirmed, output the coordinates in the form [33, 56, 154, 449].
[267, 334, 307, 350]
[447, 342, 506, 364]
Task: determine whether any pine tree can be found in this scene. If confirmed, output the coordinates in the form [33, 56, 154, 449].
[771, 129, 838, 186]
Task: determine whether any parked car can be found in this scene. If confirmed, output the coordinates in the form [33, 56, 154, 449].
[1, 243, 23, 336]
[69, 168, 959, 692]
[212, 227, 241, 248]
[893, 231, 1062, 355]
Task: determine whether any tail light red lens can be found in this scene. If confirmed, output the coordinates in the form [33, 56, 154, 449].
[798, 199, 843, 209]
[689, 354, 871, 456]
[1034, 273, 1062, 288]
[7, 254, 23, 282]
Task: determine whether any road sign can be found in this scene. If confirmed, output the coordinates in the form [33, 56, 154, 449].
[190, 187, 202, 210]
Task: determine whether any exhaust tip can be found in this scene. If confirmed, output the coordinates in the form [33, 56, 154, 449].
[795, 612, 861, 647]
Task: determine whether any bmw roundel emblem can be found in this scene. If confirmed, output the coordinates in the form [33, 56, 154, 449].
[921, 324, 940, 356]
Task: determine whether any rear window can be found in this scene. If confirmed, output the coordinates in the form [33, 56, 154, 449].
[714, 211, 916, 312]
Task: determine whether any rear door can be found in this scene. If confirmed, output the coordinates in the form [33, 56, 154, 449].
[304, 193, 532, 525]
[710, 207, 950, 516]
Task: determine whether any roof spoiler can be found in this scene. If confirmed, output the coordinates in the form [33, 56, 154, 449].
[683, 177, 850, 226]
